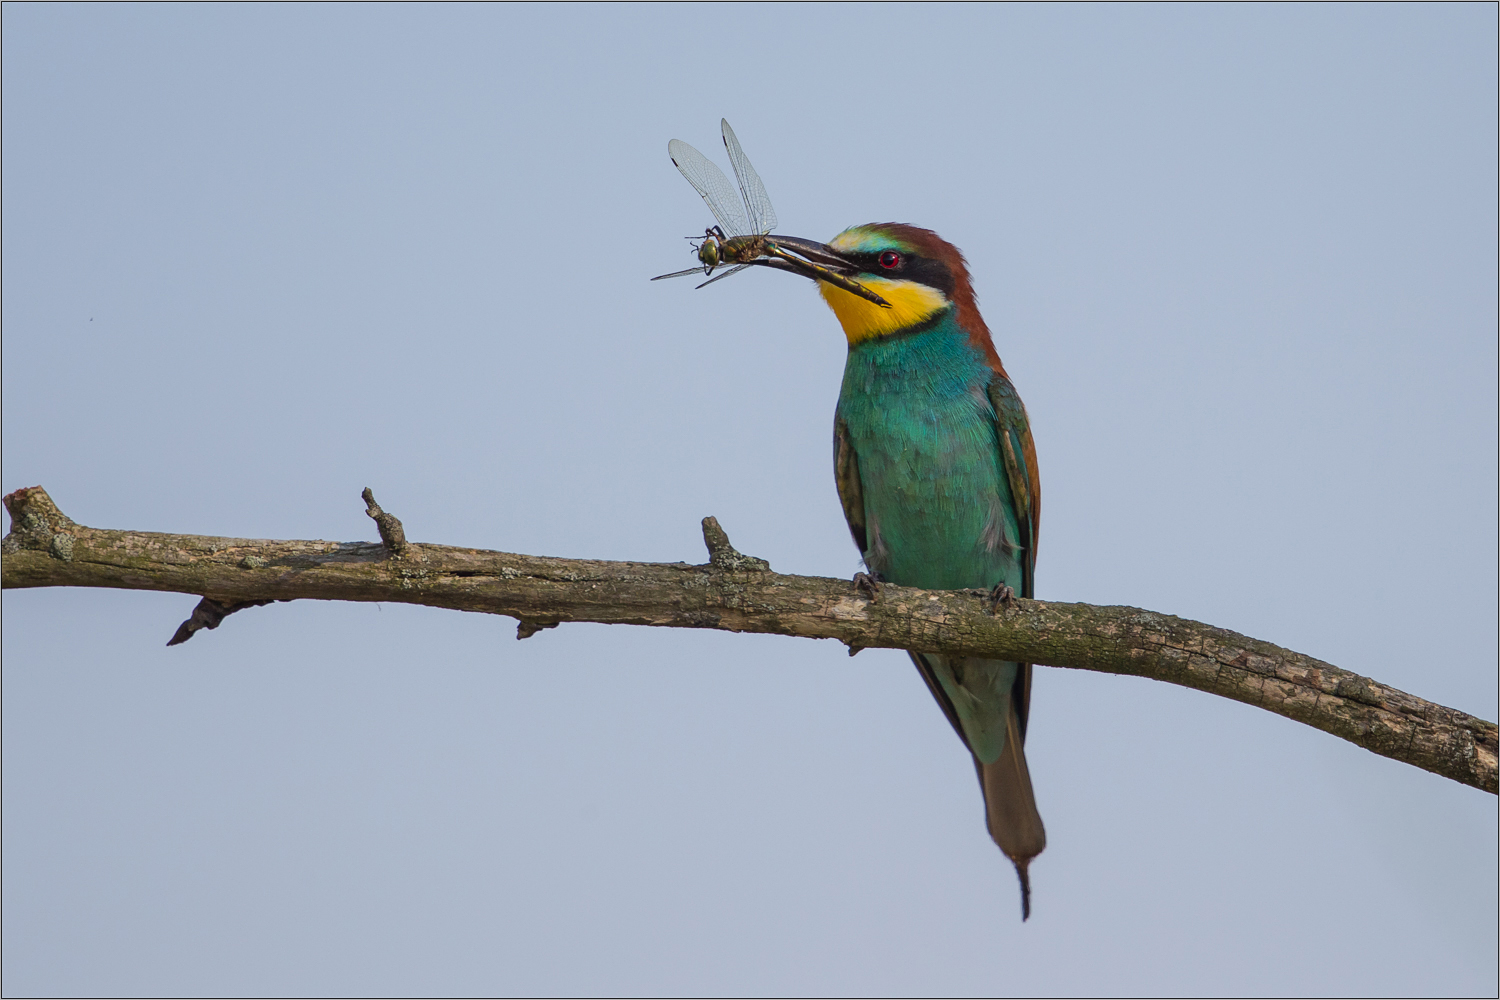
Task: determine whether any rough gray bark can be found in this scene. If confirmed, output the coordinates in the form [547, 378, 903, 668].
[4, 485, 1494, 795]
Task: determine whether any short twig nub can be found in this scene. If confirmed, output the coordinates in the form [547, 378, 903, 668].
[168, 597, 278, 646]
[700, 516, 770, 572]
[516, 620, 560, 640]
[362, 488, 408, 553]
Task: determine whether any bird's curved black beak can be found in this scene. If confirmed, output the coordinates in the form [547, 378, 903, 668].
[753, 236, 892, 308]
[762, 236, 856, 271]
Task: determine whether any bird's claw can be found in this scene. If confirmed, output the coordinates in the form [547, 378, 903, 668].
[988, 583, 1016, 614]
[854, 571, 882, 602]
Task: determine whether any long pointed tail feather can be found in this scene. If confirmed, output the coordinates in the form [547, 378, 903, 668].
[911, 651, 1045, 920]
[975, 700, 1046, 920]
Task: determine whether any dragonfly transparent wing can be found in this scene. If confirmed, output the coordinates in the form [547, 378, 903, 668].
[720, 119, 777, 236]
[694, 262, 753, 289]
[651, 266, 709, 281]
[668, 139, 749, 237]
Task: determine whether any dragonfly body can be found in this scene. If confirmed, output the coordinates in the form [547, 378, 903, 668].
[692, 227, 767, 276]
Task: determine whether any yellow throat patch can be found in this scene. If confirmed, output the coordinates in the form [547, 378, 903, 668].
[818, 277, 950, 345]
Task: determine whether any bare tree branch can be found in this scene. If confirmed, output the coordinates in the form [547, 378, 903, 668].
[3, 485, 1494, 794]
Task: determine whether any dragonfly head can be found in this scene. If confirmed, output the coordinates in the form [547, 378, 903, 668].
[695, 237, 722, 272]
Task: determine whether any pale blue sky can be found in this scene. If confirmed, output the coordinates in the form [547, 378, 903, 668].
[4, 4, 1495, 996]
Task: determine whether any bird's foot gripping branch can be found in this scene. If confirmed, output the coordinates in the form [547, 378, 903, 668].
[2, 485, 1495, 794]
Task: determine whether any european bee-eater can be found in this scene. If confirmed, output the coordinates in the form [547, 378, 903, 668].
[747, 224, 1046, 919]
[652, 130, 1042, 915]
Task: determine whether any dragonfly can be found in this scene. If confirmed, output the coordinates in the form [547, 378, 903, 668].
[652, 120, 890, 307]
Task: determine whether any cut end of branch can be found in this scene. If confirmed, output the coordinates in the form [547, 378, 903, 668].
[700, 516, 770, 572]
[362, 488, 408, 554]
[3, 486, 75, 529]
[2, 486, 79, 557]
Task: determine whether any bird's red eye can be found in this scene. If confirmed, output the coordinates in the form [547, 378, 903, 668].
[879, 251, 901, 269]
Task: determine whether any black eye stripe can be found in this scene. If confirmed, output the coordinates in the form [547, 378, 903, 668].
[846, 251, 955, 298]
